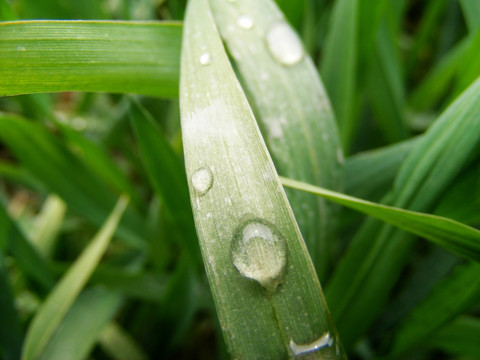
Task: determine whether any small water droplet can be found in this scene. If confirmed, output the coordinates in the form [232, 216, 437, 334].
[231, 219, 287, 291]
[336, 148, 344, 164]
[266, 23, 304, 66]
[191, 167, 213, 195]
[237, 15, 254, 29]
[16, 46, 26, 51]
[199, 52, 211, 65]
[290, 333, 333, 357]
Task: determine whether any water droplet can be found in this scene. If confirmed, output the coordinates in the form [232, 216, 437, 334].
[191, 167, 213, 195]
[237, 15, 254, 29]
[290, 333, 333, 357]
[231, 219, 287, 291]
[266, 23, 304, 66]
[16, 46, 26, 51]
[336, 148, 344, 164]
[199, 52, 211, 65]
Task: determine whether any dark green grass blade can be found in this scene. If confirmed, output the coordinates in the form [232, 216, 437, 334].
[389, 262, 480, 357]
[22, 196, 128, 360]
[460, 0, 480, 32]
[427, 316, 480, 357]
[320, 0, 358, 151]
[0, 200, 55, 289]
[0, 252, 23, 360]
[129, 99, 200, 261]
[0, 114, 147, 248]
[326, 76, 480, 348]
[180, 0, 346, 357]
[40, 287, 123, 360]
[282, 177, 480, 262]
[209, 0, 343, 279]
[0, 20, 181, 98]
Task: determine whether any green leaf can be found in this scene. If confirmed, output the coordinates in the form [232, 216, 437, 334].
[427, 316, 480, 358]
[0, 20, 181, 98]
[321, 0, 358, 151]
[22, 196, 128, 360]
[0, 114, 146, 248]
[0, 252, 23, 360]
[209, 0, 343, 278]
[129, 99, 200, 260]
[180, 0, 346, 358]
[0, 200, 55, 289]
[98, 322, 148, 360]
[40, 287, 123, 360]
[390, 262, 480, 357]
[459, 0, 480, 32]
[326, 76, 480, 348]
[282, 177, 480, 262]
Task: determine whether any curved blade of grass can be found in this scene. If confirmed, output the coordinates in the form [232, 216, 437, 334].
[180, 0, 346, 358]
[282, 177, 480, 262]
[0, 252, 23, 360]
[427, 316, 480, 357]
[389, 262, 480, 357]
[22, 195, 128, 360]
[0, 200, 55, 289]
[98, 322, 148, 360]
[326, 76, 480, 348]
[320, 0, 358, 152]
[0, 20, 181, 98]
[460, 0, 480, 32]
[40, 287, 123, 360]
[129, 99, 200, 261]
[0, 114, 146, 248]
[209, 0, 343, 278]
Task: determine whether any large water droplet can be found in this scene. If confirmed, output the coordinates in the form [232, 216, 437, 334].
[237, 15, 254, 29]
[191, 167, 213, 195]
[231, 219, 287, 291]
[290, 333, 334, 357]
[266, 23, 304, 66]
[199, 52, 211, 65]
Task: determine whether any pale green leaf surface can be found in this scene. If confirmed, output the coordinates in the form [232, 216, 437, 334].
[40, 287, 123, 360]
[320, 0, 358, 151]
[460, 0, 480, 32]
[0, 20, 181, 97]
[180, 0, 345, 358]
[98, 322, 148, 360]
[0, 114, 147, 248]
[282, 177, 480, 262]
[209, 0, 343, 278]
[22, 196, 128, 360]
[326, 76, 480, 348]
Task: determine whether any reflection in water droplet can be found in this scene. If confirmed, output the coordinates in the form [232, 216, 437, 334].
[17, 46, 26, 51]
[290, 333, 333, 357]
[237, 15, 254, 29]
[231, 219, 287, 291]
[266, 23, 304, 66]
[199, 52, 211, 65]
[191, 167, 213, 195]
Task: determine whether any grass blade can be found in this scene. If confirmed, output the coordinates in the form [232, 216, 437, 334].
[320, 0, 358, 151]
[40, 287, 123, 360]
[98, 322, 148, 360]
[459, 0, 480, 32]
[22, 196, 128, 360]
[209, 0, 343, 278]
[0, 252, 23, 360]
[180, 0, 346, 358]
[282, 177, 480, 262]
[0, 20, 181, 98]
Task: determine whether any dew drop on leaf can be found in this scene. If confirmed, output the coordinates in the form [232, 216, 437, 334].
[237, 15, 254, 30]
[231, 219, 287, 291]
[265, 23, 304, 66]
[199, 52, 211, 65]
[290, 333, 334, 357]
[191, 167, 213, 195]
